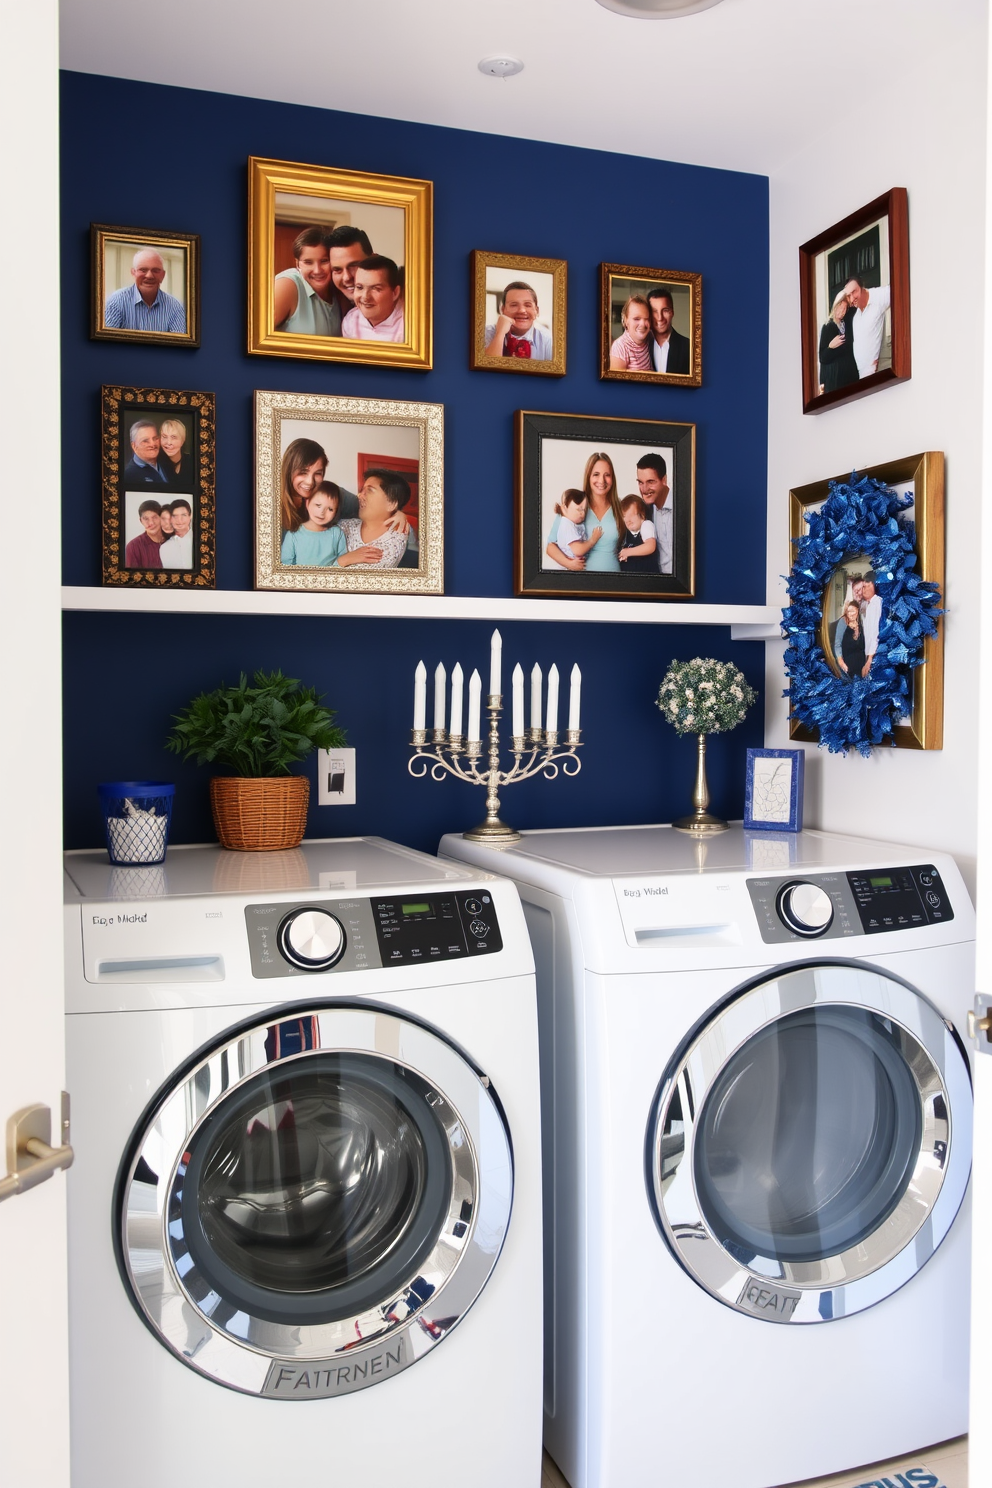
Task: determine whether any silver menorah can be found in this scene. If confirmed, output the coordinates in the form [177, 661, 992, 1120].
[408, 630, 583, 844]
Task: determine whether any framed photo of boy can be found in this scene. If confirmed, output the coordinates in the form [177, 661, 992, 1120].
[91, 224, 200, 347]
[600, 263, 701, 387]
[101, 385, 216, 588]
[514, 410, 695, 600]
[799, 187, 910, 415]
[470, 251, 566, 376]
[247, 157, 433, 371]
[255, 390, 444, 595]
[744, 748, 805, 833]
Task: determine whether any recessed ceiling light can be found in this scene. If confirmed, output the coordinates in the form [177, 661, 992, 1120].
[594, 0, 724, 17]
[478, 55, 525, 78]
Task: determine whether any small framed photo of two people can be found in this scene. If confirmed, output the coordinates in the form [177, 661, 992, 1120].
[247, 157, 432, 371]
[514, 411, 695, 600]
[255, 390, 444, 595]
[91, 224, 200, 347]
[789, 451, 943, 751]
[470, 250, 566, 376]
[799, 187, 911, 415]
[101, 386, 216, 588]
[600, 263, 701, 387]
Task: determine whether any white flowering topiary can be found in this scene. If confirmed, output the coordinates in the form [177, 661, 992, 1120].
[656, 657, 756, 736]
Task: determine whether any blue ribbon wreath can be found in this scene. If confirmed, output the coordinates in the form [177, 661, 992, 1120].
[782, 474, 942, 757]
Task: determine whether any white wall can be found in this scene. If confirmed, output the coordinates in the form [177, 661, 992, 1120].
[765, 17, 988, 894]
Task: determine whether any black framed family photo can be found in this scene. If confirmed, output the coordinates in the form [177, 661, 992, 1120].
[101, 385, 216, 588]
[514, 411, 695, 600]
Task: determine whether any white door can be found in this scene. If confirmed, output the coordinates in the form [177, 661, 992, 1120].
[0, 4, 71, 1484]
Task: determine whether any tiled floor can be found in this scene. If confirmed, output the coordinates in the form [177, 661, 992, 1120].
[541, 1435, 968, 1488]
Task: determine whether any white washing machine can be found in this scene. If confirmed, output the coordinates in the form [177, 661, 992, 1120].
[63, 837, 542, 1488]
[440, 825, 974, 1488]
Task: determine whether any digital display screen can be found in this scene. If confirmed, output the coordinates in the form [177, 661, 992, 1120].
[402, 902, 431, 915]
[869, 876, 893, 888]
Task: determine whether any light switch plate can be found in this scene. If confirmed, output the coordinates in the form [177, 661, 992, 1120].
[317, 747, 356, 806]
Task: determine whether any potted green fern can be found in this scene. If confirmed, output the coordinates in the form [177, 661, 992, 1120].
[166, 670, 346, 851]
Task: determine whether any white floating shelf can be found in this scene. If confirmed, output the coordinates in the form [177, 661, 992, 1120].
[62, 587, 781, 629]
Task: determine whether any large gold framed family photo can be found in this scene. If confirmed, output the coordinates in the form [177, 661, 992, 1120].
[247, 157, 433, 370]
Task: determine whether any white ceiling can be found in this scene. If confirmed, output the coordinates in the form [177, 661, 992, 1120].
[59, 0, 976, 176]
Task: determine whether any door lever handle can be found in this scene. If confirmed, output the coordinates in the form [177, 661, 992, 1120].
[0, 1094, 73, 1204]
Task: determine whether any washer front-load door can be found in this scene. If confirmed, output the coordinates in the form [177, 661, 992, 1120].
[117, 1004, 513, 1396]
[647, 962, 972, 1323]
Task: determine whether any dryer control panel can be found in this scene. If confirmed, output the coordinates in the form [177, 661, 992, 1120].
[748, 864, 953, 943]
[245, 891, 502, 977]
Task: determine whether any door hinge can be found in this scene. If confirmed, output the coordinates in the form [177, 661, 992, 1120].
[968, 995, 992, 1052]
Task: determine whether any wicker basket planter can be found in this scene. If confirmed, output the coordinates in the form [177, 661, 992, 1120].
[209, 776, 310, 852]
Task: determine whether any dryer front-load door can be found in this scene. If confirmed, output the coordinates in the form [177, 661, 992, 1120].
[647, 962, 972, 1323]
[117, 1003, 513, 1395]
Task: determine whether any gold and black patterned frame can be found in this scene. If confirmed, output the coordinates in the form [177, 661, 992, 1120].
[248, 157, 433, 370]
[254, 390, 444, 596]
[789, 451, 943, 750]
[514, 410, 695, 600]
[91, 223, 201, 347]
[101, 385, 216, 589]
[600, 262, 702, 387]
[470, 250, 567, 376]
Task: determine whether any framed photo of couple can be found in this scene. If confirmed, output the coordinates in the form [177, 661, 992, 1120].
[101, 385, 216, 588]
[470, 251, 567, 376]
[247, 157, 433, 371]
[514, 411, 695, 600]
[788, 450, 943, 750]
[600, 263, 702, 387]
[799, 187, 911, 415]
[254, 390, 444, 595]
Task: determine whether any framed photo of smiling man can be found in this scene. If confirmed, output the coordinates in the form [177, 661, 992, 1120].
[248, 157, 433, 370]
[91, 224, 200, 346]
[470, 251, 567, 376]
[600, 263, 702, 387]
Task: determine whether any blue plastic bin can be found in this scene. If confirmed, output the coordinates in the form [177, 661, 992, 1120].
[98, 781, 175, 865]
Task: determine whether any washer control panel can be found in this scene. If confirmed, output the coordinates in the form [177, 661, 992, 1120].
[245, 891, 502, 978]
[748, 864, 953, 944]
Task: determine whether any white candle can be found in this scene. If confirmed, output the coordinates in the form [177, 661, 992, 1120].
[467, 669, 482, 743]
[449, 663, 464, 738]
[530, 664, 542, 733]
[434, 662, 446, 732]
[512, 664, 524, 738]
[546, 664, 560, 734]
[414, 661, 427, 731]
[489, 630, 502, 698]
[568, 664, 582, 731]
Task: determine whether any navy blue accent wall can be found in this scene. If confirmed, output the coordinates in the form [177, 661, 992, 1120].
[61, 72, 769, 851]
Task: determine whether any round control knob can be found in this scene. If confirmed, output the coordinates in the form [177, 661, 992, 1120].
[776, 881, 834, 938]
[278, 908, 345, 970]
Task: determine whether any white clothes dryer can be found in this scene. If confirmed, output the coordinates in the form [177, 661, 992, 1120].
[439, 825, 974, 1488]
[64, 837, 542, 1488]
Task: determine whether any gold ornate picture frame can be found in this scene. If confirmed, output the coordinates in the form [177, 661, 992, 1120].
[600, 262, 702, 387]
[91, 223, 200, 347]
[101, 384, 216, 588]
[255, 390, 444, 594]
[247, 157, 432, 370]
[470, 250, 566, 376]
[788, 451, 943, 750]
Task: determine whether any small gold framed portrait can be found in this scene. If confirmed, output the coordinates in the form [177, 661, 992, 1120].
[470, 250, 566, 376]
[600, 263, 702, 387]
[247, 157, 433, 371]
[91, 224, 200, 347]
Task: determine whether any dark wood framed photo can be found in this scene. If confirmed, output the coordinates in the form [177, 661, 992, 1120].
[247, 157, 432, 371]
[91, 224, 200, 346]
[600, 263, 701, 386]
[470, 250, 566, 376]
[514, 410, 695, 600]
[799, 187, 910, 414]
[101, 385, 216, 588]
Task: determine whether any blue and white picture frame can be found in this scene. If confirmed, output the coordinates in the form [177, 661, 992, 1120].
[744, 748, 805, 833]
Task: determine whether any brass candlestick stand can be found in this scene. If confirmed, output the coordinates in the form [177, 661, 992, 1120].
[672, 732, 727, 834]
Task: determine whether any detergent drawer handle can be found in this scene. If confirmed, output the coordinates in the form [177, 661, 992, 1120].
[0, 1094, 74, 1204]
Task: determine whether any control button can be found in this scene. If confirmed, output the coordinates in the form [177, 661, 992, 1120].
[278, 908, 345, 971]
[926, 891, 941, 907]
[469, 919, 489, 937]
[464, 898, 483, 915]
[776, 881, 834, 938]
[920, 873, 933, 886]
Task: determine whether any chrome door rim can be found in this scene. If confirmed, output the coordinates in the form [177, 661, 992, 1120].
[119, 1004, 513, 1395]
[647, 962, 972, 1323]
